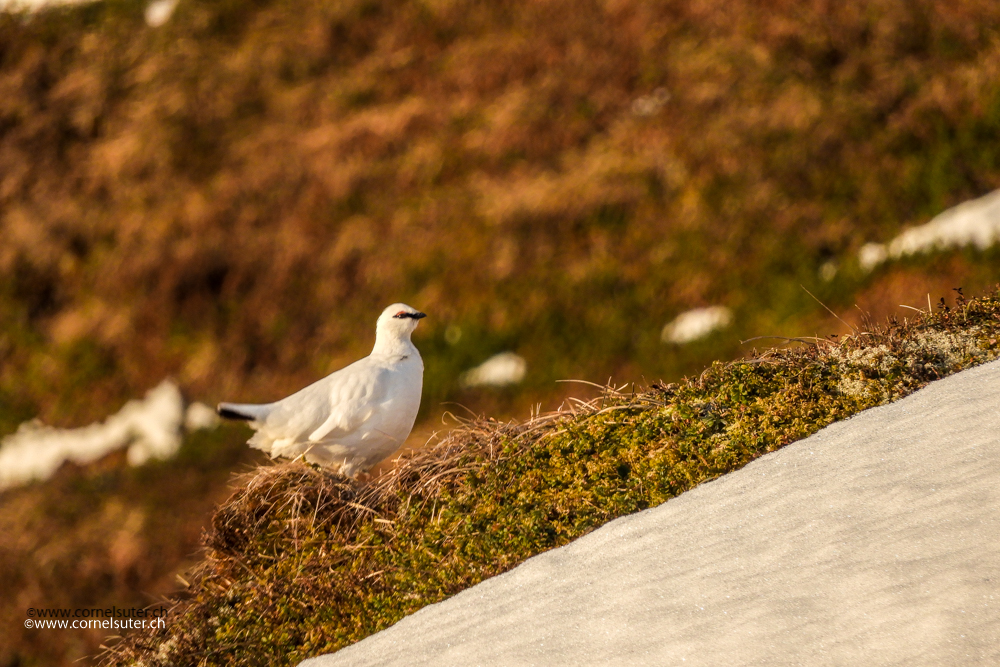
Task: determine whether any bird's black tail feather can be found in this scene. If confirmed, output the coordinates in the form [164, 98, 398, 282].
[217, 404, 256, 421]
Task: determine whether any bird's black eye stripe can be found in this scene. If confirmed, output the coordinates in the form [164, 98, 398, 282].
[393, 311, 408, 319]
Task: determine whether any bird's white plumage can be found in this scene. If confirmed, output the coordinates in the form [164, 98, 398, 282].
[218, 303, 425, 477]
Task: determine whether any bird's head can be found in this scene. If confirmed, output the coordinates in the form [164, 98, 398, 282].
[376, 303, 426, 341]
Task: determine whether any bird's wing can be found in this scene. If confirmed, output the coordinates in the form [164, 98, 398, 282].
[307, 361, 389, 442]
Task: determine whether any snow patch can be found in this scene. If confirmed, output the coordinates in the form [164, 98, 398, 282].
[859, 189, 1000, 271]
[0, 380, 219, 490]
[0, 0, 176, 22]
[858, 243, 888, 272]
[0, 0, 93, 11]
[460, 352, 527, 388]
[144, 0, 177, 27]
[661, 306, 733, 344]
[184, 401, 222, 432]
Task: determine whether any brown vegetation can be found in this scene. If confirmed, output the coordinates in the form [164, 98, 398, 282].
[3, 0, 1000, 427]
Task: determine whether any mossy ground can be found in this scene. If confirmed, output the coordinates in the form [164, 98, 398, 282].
[103, 290, 1000, 666]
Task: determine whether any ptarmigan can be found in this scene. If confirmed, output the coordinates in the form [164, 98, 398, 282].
[217, 303, 425, 477]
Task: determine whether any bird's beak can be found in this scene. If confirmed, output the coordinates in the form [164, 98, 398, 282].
[412, 312, 427, 319]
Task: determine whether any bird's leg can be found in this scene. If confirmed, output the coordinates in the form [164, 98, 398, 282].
[292, 443, 319, 466]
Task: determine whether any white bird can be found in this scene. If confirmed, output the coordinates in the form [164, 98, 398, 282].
[217, 303, 426, 477]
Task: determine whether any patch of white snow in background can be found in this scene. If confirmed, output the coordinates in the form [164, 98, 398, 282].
[0, 0, 175, 19]
[460, 352, 527, 388]
[0, 380, 218, 490]
[858, 242, 888, 272]
[144, 0, 177, 26]
[859, 189, 1000, 271]
[184, 401, 221, 431]
[661, 306, 733, 344]
[0, 0, 93, 11]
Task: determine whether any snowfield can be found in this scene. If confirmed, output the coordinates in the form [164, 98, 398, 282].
[303, 359, 1000, 667]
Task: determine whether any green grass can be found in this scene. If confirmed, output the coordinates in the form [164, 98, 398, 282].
[103, 290, 1000, 666]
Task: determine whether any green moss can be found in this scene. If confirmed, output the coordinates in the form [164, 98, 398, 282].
[104, 291, 1000, 667]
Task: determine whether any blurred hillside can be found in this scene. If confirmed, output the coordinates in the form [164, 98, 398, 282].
[3, 0, 1000, 664]
[3, 0, 1000, 431]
